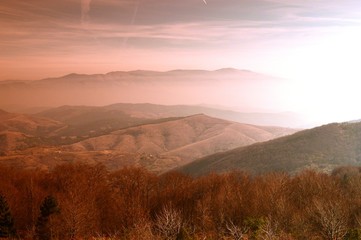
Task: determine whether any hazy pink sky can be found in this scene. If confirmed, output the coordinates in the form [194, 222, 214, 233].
[2, 0, 361, 123]
[1, 0, 361, 80]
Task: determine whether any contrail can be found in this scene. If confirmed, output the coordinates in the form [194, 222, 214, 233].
[81, 0, 92, 25]
[123, 0, 141, 47]
[130, 0, 141, 25]
[203, 0, 207, 4]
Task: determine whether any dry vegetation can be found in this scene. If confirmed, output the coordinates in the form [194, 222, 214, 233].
[0, 112, 296, 173]
[180, 122, 361, 176]
[68, 114, 295, 169]
[1, 163, 361, 239]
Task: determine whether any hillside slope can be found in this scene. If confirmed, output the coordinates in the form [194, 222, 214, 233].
[36, 105, 158, 137]
[0, 109, 66, 152]
[179, 122, 361, 176]
[67, 114, 297, 171]
[0, 109, 64, 136]
[0, 114, 297, 172]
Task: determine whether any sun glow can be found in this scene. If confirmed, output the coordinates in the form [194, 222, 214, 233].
[278, 26, 361, 124]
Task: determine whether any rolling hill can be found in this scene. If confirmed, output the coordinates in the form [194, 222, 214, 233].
[0, 109, 65, 136]
[63, 114, 297, 172]
[35, 105, 156, 137]
[69, 114, 295, 152]
[0, 109, 66, 152]
[0, 114, 297, 172]
[179, 121, 361, 176]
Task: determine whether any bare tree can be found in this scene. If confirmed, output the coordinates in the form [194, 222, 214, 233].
[225, 220, 248, 240]
[155, 205, 182, 240]
[258, 217, 279, 240]
[313, 200, 348, 240]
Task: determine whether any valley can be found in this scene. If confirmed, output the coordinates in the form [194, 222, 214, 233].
[2, 68, 361, 177]
[2, 0, 361, 238]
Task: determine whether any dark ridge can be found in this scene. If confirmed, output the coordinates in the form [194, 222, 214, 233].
[179, 121, 361, 176]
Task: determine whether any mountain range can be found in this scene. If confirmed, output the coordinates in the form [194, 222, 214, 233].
[1, 69, 360, 175]
[2, 103, 361, 175]
[0, 69, 300, 127]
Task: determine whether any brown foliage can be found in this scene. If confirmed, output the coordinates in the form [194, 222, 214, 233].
[0, 163, 360, 239]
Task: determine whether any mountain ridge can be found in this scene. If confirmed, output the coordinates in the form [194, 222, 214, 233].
[178, 121, 361, 176]
[46, 103, 303, 128]
[0, 69, 288, 125]
[64, 113, 297, 172]
[0, 112, 297, 172]
[11, 68, 264, 83]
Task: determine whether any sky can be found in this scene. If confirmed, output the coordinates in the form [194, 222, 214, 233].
[1, 0, 361, 122]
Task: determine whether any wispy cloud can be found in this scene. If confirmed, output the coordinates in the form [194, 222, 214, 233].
[1, 0, 361, 80]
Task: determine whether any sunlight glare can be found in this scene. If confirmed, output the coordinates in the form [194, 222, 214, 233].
[281, 26, 361, 124]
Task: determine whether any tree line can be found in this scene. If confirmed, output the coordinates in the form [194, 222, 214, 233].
[1, 163, 361, 239]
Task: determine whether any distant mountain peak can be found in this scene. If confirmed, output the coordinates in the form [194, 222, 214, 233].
[63, 73, 81, 78]
[40, 73, 88, 82]
[216, 68, 255, 73]
[215, 68, 242, 72]
[56, 73, 89, 79]
[166, 69, 209, 75]
[128, 70, 160, 75]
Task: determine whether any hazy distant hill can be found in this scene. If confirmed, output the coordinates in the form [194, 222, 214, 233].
[0, 68, 270, 107]
[0, 69, 298, 126]
[106, 103, 303, 127]
[0, 114, 297, 172]
[37, 103, 304, 129]
[36, 105, 155, 137]
[179, 122, 361, 176]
